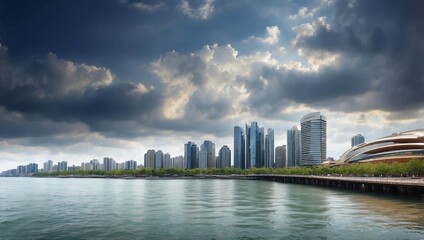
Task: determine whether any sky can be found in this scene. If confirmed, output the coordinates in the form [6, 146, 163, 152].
[0, 0, 423, 170]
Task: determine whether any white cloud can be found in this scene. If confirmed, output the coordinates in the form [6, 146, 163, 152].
[123, 0, 167, 12]
[177, 0, 215, 20]
[248, 25, 281, 44]
[150, 44, 278, 120]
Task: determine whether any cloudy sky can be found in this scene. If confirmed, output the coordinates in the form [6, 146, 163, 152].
[0, 0, 423, 170]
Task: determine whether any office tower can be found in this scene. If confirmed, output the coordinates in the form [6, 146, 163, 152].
[259, 127, 265, 167]
[89, 159, 101, 170]
[172, 156, 184, 169]
[155, 150, 164, 169]
[265, 128, 274, 168]
[218, 145, 231, 168]
[201, 140, 216, 169]
[351, 134, 365, 147]
[125, 160, 137, 170]
[199, 150, 208, 169]
[234, 126, 246, 169]
[275, 145, 287, 168]
[163, 153, 172, 169]
[300, 112, 327, 166]
[246, 122, 263, 168]
[184, 142, 199, 169]
[57, 161, 67, 172]
[144, 149, 156, 169]
[287, 126, 301, 167]
[103, 157, 116, 171]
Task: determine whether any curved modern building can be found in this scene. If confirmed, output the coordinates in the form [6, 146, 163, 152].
[300, 112, 327, 166]
[340, 129, 424, 164]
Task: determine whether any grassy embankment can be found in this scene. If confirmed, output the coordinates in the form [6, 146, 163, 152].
[32, 159, 424, 178]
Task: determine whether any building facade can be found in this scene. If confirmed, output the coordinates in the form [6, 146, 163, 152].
[265, 128, 274, 168]
[351, 134, 365, 147]
[201, 140, 216, 169]
[275, 145, 287, 168]
[287, 126, 301, 167]
[233, 126, 246, 169]
[246, 122, 263, 168]
[184, 142, 199, 169]
[144, 149, 156, 169]
[218, 145, 231, 168]
[155, 150, 164, 169]
[340, 129, 424, 164]
[300, 112, 327, 166]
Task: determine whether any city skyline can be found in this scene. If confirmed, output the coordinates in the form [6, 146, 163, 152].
[0, 0, 423, 170]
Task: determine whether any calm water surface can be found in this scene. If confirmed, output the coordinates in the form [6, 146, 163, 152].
[0, 178, 423, 239]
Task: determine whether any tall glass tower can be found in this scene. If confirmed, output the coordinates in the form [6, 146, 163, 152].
[184, 142, 199, 169]
[246, 122, 262, 168]
[201, 140, 216, 169]
[300, 112, 327, 166]
[287, 126, 301, 167]
[351, 134, 365, 147]
[265, 128, 274, 168]
[233, 126, 245, 169]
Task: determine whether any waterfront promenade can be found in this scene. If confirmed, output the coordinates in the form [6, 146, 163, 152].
[235, 174, 424, 195]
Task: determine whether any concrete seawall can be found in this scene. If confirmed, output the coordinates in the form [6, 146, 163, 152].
[228, 174, 424, 195]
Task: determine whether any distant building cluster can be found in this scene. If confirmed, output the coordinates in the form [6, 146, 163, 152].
[3, 110, 424, 176]
[234, 112, 327, 169]
[1, 158, 139, 177]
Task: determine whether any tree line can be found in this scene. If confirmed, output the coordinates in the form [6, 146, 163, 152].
[32, 159, 423, 178]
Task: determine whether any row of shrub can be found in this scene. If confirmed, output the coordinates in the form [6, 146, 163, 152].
[32, 159, 424, 178]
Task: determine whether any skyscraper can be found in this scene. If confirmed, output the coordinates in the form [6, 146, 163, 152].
[184, 142, 199, 169]
[44, 160, 53, 172]
[246, 122, 263, 168]
[265, 128, 274, 168]
[144, 149, 156, 169]
[275, 145, 287, 168]
[218, 145, 231, 168]
[351, 134, 365, 147]
[287, 126, 301, 167]
[155, 150, 164, 169]
[300, 112, 327, 166]
[233, 126, 246, 169]
[201, 140, 216, 169]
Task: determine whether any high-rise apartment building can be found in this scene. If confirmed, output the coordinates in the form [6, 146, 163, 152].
[218, 145, 231, 168]
[57, 161, 67, 172]
[275, 145, 286, 168]
[103, 157, 116, 171]
[287, 126, 301, 167]
[43, 160, 54, 172]
[172, 156, 184, 169]
[198, 150, 208, 169]
[351, 134, 365, 147]
[201, 140, 216, 169]
[300, 112, 327, 166]
[90, 159, 101, 170]
[184, 142, 199, 169]
[125, 160, 137, 170]
[233, 126, 246, 169]
[163, 153, 171, 169]
[265, 128, 274, 168]
[155, 150, 164, 169]
[144, 149, 156, 169]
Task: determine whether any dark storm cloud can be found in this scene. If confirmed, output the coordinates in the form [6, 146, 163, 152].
[245, 0, 424, 118]
[295, 0, 424, 113]
[0, 47, 162, 138]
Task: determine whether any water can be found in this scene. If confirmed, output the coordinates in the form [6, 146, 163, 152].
[0, 178, 423, 239]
